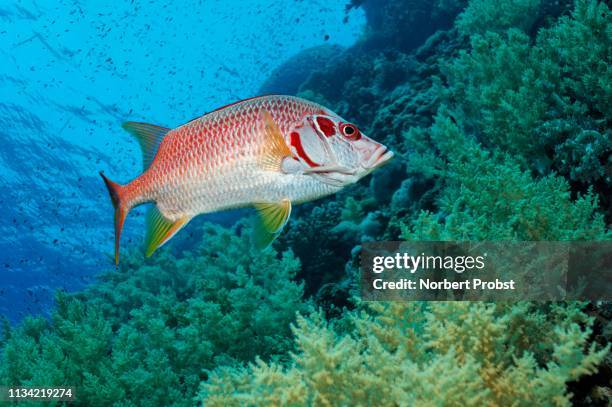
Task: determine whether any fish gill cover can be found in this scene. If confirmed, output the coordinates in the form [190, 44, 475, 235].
[0, 0, 610, 406]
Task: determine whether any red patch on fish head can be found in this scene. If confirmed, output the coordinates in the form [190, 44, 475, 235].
[290, 131, 319, 167]
[315, 116, 336, 137]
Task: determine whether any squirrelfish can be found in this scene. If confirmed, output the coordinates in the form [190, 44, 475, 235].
[100, 95, 394, 264]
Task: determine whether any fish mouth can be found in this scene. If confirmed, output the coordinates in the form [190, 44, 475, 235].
[366, 146, 395, 170]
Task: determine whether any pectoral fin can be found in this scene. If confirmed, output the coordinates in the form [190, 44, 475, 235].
[252, 199, 292, 249]
[258, 110, 292, 172]
[145, 206, 191, 257]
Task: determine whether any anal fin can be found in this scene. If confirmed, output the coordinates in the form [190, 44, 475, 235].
[145, 206, 191, 257]
[253, 199, 292, 249]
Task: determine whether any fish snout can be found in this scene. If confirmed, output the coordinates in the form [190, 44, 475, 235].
[364, 145, 394, 170]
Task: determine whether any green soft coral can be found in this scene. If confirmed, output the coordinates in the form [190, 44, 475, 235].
[200, 302, 608, 406]
[456, 0, 542, 35]
[446, 0, 611, 184]
[402, 114, 608, 241]
[0, 222, 310, 406]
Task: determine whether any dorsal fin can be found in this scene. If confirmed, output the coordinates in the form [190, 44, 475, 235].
[144, 206, 191, 257]
[122, 122, 171, 170]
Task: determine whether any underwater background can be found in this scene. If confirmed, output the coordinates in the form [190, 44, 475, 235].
[0, 0, 610, 405]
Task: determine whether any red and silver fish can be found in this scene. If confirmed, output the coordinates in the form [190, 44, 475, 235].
[100, 95, 394, 264]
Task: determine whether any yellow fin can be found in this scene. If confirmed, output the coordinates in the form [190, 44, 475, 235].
[122, 122, 170, 170]
[253, 199, 292, 249]
[258, 110, 292, 172]
[144, 206, 190, 257]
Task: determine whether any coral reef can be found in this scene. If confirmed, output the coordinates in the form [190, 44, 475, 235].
[235, 1, 611, 403]
[0, 223, 310, 406]
[401, 114, 609, 241]
[200, 302, 608, 406]
[258, 45, 345, 96]
[346, 0, 463, 52]
[446, 0, 611, 191]
[456, 0, 542, 35]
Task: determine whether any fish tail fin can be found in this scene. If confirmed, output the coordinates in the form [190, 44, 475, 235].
[100, 171, 130, 265]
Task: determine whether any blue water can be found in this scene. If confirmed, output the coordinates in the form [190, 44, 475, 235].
[0, 0, 365, 322]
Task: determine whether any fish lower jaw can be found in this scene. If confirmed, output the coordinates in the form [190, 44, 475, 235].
[366, 147, 394, 170]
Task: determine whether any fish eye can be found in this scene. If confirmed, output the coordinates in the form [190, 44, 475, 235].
[340, 123, 360, 140]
